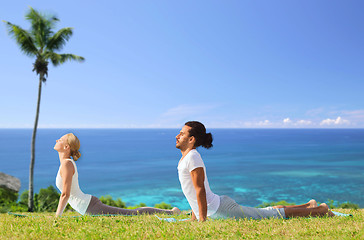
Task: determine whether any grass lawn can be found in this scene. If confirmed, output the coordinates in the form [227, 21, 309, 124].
[1, 209, 363, 239]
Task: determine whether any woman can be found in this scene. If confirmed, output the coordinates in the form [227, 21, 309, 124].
[176, 121, 334, 222]
[54, 133, 180, 217]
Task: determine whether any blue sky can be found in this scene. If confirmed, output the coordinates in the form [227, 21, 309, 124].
[1, 0, 364, 128]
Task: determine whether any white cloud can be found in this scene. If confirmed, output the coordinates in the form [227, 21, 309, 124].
[258, 120, 271, 126]
[282, 118, 312, 127]
[222, 120, 274, 128]
[320, 116, 350, 126]
[283, 118, 292, 124]
[296, 120, 312, 126]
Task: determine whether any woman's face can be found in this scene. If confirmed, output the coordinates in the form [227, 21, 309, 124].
[54, 135, 69, 152]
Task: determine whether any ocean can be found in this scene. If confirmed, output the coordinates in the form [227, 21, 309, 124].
[0, 128, 363, 209]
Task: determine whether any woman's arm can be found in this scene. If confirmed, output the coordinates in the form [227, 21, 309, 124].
[55, 161, 75, 217]
[190, 167, 207, 222]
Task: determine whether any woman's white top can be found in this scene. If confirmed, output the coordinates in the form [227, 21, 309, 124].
[56, 159, 92, 215]
[177, 149, 220, 220]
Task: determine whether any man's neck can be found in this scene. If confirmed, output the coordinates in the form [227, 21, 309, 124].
[180, 147, 196, 159]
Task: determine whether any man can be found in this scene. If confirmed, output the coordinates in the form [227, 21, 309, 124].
[176, 121, 333, 222]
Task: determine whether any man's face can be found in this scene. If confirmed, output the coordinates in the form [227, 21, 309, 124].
[176, 125, 193, 150]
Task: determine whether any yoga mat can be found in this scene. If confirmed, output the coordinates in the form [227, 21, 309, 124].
[8, 212, 27, 218]
[154, 215, 190, 222]
[332, 211, 353, 217]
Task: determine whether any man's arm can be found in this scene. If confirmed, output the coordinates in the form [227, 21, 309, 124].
[190, 167, 207, 222]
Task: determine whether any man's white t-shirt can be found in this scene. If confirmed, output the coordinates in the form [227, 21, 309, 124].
[177, 149, 220, 220]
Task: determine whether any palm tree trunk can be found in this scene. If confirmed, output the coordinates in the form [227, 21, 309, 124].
[28, 73, 43, 212]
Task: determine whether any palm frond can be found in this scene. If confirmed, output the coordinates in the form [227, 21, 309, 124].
[46, 27, 73, 51]
[26, 6, 59, 28]
[3, 21, 38, 56]
[25, 7, 58, 49]
[46, 52, 85, 66]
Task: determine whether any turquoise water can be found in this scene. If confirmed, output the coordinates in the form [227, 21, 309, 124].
[0, 129, 363, 209]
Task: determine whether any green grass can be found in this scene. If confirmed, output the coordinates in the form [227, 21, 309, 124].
[1, 209, 363, 239]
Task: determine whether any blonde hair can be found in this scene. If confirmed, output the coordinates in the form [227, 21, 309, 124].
[66, 133, 81, 161]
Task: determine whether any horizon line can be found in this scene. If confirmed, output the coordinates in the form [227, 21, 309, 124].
[1, 127, 364, 130]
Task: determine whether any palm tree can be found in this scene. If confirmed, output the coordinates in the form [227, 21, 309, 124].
[3, 7, 85, 211]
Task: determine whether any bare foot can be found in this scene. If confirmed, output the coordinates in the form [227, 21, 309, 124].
[320, 203, 328, 209]
[319, 203, 335, 217]
[308, 199, 318, 208]
[318, 203, 333, 217]
[172, 207, 181, 215]
[327, 210, 335, 217]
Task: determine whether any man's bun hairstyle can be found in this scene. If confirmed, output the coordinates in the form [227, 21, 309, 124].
[185, 121, 213, 149]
